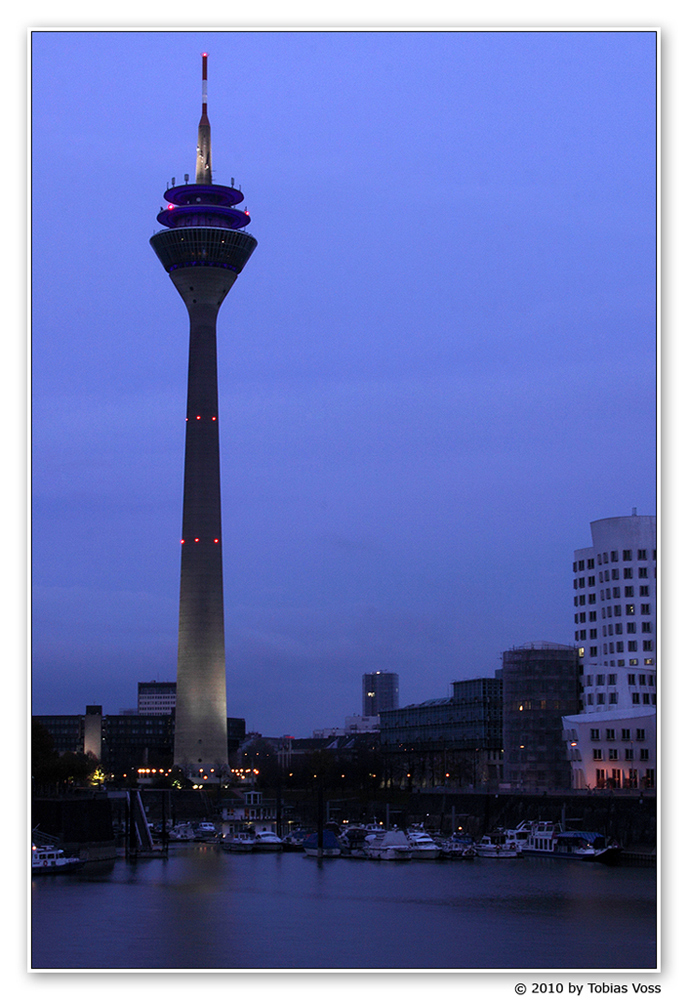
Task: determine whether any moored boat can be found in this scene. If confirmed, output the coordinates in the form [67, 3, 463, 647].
[338, 826, 371, 858]
[475, 831, 523, 858]
[222, 830, 256, 852]
[406, 828, 441, 860]
[364, 828, 413, 861]
[281, 828, 311, 852]
[31, 844, 84, 875]
[303, 830, 341, 857]
[521, 821, 622, 864]
[253, 830, 283, 851]
[440, 832, 476, 859]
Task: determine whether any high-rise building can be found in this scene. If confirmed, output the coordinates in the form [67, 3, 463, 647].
[571, 513, 657, 713]
[562, 513, 657, 789]
[150, 55, 257, 782]
[362, 671, 399, 716]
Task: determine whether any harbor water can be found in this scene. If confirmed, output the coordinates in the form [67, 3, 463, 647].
[31, 844, 656, 971]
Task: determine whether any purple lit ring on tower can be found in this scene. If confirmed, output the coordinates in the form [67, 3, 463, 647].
[164, 183, 245, 207]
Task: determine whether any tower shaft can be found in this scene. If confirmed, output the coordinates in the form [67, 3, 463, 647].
[172, 270, 236, 776]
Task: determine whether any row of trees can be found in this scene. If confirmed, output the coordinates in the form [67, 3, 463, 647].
[32, 720, 101, 790]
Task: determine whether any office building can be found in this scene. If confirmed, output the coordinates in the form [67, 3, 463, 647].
[138, 681, 176, 716]
[502, 642, 580, 791]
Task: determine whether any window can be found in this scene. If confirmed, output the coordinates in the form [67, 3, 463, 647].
[590, 629, 597, 639]
[616, 641, 624, 652]
[639, 567, 648, 578]
[628, 641, 637, 651]
[641, 604, 651, 615]
[644, 769, 655, 789]
[643, 693, 650, 704]
[644, 658, 655, 665]
[612, 569, 619, 580]
[608, 748, 618, 760]
[639, 674, 646, 685]
[632, 692, 640, 704]
[589, 646, 598, 656]
[628, 674, 636, 685]
[587, 693, 594, 705]
[596, 674, 605, 685]
[589, 576, 596, 587]
[638, 549, 647, 560]
[626, 604, 635, 615]
[625, 748, 634, 760]
[627, 622, 636, 633]
[608, 674, 617, 684]
[590, 728, 600, 740]
[606, 729, 615, 740]
[614, 605, 622, 616]
[642, 621, 653, 633]
[615, 624, 623, 635]
[640, 748, 650, 761]
[643, 641, 654, 651]
[636, 729, 645, 741]
[597, 693, 605, 704]
[625, 586, 634, 597]
[603, 552, 609, 564]
[609, 692, 617, 704]
[623, 568, 633, 580]
[623, 549, 632, 561]
[588, 559, 595, 570]
[621, 728, 630, 740]
[639, 585, 649, 597]
[611, 550, 618, 562]
[593, 749, 603, 761]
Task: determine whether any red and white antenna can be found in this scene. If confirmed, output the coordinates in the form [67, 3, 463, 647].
[196, 52, 212, 184]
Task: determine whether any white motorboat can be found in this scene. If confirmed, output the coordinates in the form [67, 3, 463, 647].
[168, 822, 196, 841]
[31, 844, 84, 875]
[475, 831, 523, 858]
[253, 830, 283, 851]
[222, 830, 256, 852]
[440, 833, 476, 859]
[194, 822, 218, 841]
[406, 828, 441, 860]
[364, 829, 413, 861]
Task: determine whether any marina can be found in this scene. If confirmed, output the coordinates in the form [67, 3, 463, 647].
[31, 840, 656, 971]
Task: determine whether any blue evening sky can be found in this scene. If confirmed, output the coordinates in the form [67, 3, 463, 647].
[31, 29, 656, 735]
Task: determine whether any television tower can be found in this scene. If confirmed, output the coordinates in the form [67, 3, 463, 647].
[150, 54, 257, 781]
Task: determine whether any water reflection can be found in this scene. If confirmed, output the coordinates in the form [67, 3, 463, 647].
[31, 845, 656, 971]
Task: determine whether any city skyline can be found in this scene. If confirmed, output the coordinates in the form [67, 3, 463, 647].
[31, 30, 656, 737]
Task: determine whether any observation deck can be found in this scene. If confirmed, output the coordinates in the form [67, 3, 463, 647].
[151, 181, 257, 274]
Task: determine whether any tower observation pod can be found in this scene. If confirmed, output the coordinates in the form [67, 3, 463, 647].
[150, 54, 257, 782]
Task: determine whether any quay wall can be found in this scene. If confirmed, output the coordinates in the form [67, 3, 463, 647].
[403, 790, 656, 852]
[32, 794, 117, 860]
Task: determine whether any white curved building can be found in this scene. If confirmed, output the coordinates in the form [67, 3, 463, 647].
[562, 513, 657, 790]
